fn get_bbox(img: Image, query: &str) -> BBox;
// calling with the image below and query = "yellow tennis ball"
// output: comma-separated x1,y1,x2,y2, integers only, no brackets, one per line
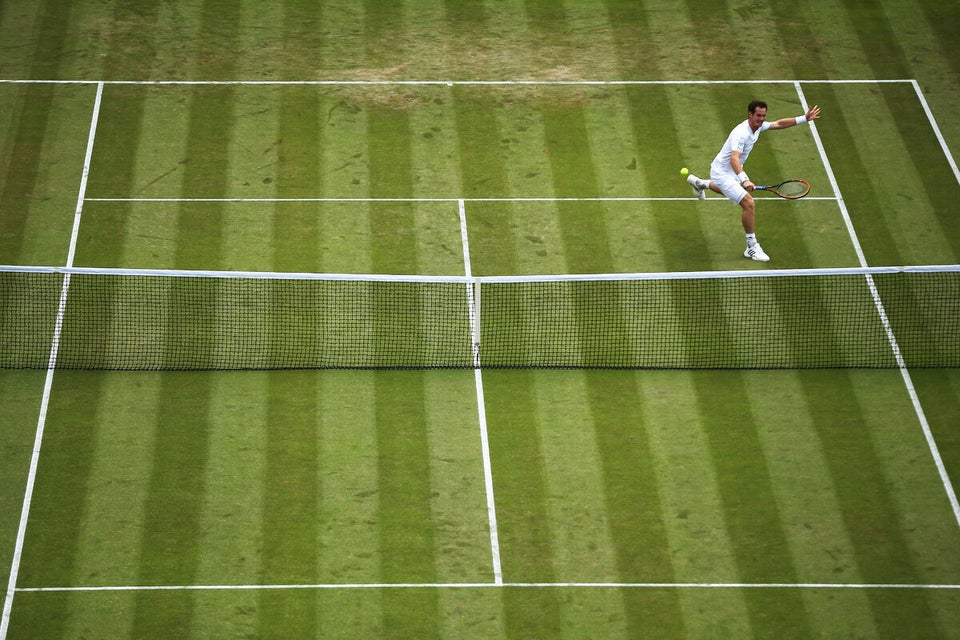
680,167,689,176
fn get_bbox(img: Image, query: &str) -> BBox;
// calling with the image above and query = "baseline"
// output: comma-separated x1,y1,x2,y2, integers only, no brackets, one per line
16,581,960,593
0,79,919,86
84,196,837,203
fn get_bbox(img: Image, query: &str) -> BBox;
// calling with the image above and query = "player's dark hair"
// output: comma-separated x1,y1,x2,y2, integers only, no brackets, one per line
748,100,768,114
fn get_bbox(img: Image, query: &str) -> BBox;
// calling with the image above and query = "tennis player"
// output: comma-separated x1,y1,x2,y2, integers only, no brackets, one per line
686,101,821,262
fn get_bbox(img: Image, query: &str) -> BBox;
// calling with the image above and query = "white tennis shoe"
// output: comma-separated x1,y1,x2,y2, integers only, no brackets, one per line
744,243,770,262
686,174,706,200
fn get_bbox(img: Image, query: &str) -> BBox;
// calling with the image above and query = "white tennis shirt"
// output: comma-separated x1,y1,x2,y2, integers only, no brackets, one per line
710,119,772,177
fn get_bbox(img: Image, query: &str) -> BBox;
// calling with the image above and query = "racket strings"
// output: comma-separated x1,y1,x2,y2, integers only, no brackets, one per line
774,179,810,198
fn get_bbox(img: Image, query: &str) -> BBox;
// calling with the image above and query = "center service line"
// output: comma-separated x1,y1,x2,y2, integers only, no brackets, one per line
458,199,503,585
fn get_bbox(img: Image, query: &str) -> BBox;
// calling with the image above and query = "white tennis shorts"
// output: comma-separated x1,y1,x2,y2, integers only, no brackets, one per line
710,169,749,205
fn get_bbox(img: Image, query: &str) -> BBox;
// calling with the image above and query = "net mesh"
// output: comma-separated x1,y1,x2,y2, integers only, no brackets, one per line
1,266,957,370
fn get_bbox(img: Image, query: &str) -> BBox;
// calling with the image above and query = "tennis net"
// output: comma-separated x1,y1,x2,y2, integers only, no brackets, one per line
1,265,957,370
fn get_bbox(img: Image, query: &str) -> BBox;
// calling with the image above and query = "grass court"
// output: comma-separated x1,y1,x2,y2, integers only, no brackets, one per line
2,1,960,638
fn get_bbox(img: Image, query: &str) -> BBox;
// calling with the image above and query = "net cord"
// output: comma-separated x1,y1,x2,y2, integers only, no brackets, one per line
2,263,956,283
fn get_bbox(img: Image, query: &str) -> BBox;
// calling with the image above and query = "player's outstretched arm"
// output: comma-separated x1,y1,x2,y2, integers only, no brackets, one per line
768,104,821,130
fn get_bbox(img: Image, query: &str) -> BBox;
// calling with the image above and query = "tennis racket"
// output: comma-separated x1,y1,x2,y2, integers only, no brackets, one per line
754,179,810,199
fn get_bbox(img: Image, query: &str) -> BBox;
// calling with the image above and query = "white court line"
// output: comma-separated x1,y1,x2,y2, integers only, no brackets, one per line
16,581,960,593
796,81,960,530
457,199,504,585
84,196,837,203
912,80,960,186
0,78,918,86
0,82,104,640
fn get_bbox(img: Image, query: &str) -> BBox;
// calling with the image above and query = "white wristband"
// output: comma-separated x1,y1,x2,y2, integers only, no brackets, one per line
737,171,749,184
795,115,807,125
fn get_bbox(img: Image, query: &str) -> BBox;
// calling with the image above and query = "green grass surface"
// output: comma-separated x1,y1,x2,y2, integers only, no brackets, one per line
2,0,960,638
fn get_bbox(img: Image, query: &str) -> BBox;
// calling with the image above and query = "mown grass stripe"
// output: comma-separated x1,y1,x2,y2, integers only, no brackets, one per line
271,84,323,268
0,83,55,263
911,370,960,498
76,0,164,264
420,372,494,584
530,376,621,583
631,85,716,268
99,0,163,82
595,12,699,634
191,376,266,580
256,54,326,634
840,0,913,79
68,376,162,583
800,87,906,265
522,0,568,36
0,372,45,579
367,103,419,273
451,86,520,275
917,0,960,81
62,374,165,638
484,373,563,637
314,372,381,610
445,8,563,633
622,75,763,631
314,87,372,271
541,101,614,273
740,371,879,636
277,85,323,195
442,0,486,27
797,371,945,638
693,372,814,637
601,0,665,81
19,0,74,80
876,83,960,261
406,89,469,275
678,0,740,77
365,85,442,637
130,373,212,636
258,372,320,638
363,0,404,70
131,2,238,633
0,85,96,267
8,373,104,638
374,372,440,638
169,85,234,269
587,372,685,637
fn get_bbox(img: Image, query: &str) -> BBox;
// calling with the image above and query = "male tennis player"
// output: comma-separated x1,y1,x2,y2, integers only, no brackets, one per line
686,101,821,262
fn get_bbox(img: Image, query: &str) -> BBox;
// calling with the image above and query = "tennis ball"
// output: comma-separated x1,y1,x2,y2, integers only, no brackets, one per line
680,167,689,176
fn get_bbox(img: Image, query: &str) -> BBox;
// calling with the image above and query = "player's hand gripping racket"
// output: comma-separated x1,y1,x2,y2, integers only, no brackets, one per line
754,179,810,199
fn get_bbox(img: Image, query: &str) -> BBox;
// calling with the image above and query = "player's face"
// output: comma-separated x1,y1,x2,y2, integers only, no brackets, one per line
748,107,767,130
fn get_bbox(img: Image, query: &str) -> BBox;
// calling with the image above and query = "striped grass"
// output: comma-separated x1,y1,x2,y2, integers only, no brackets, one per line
0,372,47,588
9,367,960,638
4,77,960,635
3,0,960,636
0,83,99,265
